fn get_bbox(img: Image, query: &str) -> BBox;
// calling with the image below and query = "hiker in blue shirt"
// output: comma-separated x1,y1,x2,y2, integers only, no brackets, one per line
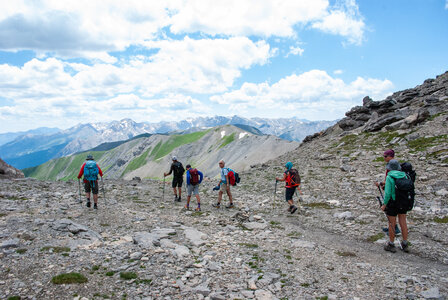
212,160,234,208
185,164,203,211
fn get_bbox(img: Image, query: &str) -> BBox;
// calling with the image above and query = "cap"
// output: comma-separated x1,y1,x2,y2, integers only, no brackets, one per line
172,156,177,161
386,159,401,171
383,149,395,158
86,155,94,160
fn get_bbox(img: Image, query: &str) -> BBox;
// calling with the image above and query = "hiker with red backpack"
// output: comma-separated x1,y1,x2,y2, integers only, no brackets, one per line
164,156,185,202
275,161,299,214
77,155,103,209
185,164,204,211
212,160,235,208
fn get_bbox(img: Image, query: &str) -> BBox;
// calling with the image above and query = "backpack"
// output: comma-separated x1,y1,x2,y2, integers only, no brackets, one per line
286,169,300,187
84,160,99,183
189,168,200,186
173,162,185,177
400,162,416,183
225,168,240,186
394,175,415,211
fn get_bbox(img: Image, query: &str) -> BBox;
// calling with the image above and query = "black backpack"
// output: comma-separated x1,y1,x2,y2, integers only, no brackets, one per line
173,162,185,177
394,175,415,211
400,162,416,183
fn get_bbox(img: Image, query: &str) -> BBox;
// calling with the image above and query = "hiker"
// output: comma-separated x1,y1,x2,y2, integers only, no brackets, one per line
164,156,185,202
275,161,299,214
212,160,234,208
185,164,204,211
375,149,400,235
381,159,410,253
77,155,103,209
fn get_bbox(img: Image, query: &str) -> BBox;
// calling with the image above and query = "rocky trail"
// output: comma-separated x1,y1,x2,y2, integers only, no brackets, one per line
1,174,447,300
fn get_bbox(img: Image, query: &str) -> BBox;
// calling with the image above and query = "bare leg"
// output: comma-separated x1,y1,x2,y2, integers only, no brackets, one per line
397,214,408,241
178,187,182,199
227,189,233,203
172,188,177,197
186,195,191,207
195,194,201,205
387,215,396,243
93,194,98,204
218,190,223,204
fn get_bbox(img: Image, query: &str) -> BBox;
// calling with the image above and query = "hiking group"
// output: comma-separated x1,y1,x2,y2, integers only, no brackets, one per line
375,149,416,253
76,148,416,254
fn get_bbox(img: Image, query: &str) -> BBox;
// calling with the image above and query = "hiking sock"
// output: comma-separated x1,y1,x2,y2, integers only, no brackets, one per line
197,203,200,208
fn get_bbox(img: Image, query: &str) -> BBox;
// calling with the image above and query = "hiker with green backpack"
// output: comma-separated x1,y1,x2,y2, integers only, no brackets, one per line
77,155,103,209
380,159,413,253
164,156,185,202
275,162,299,214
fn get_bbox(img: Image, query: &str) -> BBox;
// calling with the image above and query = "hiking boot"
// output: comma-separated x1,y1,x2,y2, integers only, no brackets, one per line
212,203,221,208
384,242,397,253
184,205,190,210
290,205,298,214
225,203,234,208
177,197,182,202
174,196,178,202
400,240,409,253
94,203,98,209
86,201,91,208
287,206,292,212
195,207,201,212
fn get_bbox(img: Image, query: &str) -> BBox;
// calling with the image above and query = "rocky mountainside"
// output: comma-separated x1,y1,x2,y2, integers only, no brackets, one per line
0,158,24,179
0,127,60,147
1,116,334,170
23,125,299,180
0,72,447,300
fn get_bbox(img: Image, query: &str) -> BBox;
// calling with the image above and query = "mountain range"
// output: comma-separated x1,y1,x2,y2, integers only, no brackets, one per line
0,116,335,169
23,125,299,180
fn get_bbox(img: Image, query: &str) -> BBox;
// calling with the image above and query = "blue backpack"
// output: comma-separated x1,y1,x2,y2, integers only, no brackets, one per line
84,160,99,183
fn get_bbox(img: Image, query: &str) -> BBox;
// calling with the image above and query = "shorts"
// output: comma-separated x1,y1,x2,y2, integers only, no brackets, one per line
220,183,229,191
385,205,407,217
172,177,183,188
187,184,199,196
84,181,99,195
285,187,296,201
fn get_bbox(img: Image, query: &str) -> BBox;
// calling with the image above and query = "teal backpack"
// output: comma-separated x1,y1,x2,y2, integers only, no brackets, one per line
84,160,99,186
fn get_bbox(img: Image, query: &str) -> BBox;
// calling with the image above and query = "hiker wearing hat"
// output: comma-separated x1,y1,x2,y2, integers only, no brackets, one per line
77,155,103,209
275,162,300,214
185,164,204,211
381,159,410,253
164,156,185,202
375,149,400,235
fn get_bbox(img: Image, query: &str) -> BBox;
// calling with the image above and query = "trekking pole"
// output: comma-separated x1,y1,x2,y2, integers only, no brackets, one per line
101,177,107,205
78,179,82,204
162,175,166,201
273,180,278,209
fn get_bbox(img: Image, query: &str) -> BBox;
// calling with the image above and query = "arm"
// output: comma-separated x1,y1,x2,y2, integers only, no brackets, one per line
275,172,287,182
97,164,103,177
186,170,190,185
198,170,204,184
164,164,173,177
77,163,86,179
383,175,394,206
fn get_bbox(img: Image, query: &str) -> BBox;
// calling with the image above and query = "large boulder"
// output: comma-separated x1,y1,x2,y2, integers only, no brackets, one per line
0,158,24,179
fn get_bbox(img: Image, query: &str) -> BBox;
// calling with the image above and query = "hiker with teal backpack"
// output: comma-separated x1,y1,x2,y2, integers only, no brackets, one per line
275,162,299,214
77,155,103,209
380,160,413,253
212,160,237,208
185,164,204,211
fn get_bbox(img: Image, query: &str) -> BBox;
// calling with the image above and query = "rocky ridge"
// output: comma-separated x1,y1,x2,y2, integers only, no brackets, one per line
0,158,24,179
1,72,448,300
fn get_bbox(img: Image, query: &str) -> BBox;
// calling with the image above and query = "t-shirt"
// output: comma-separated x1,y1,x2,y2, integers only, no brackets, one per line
220,168,229,183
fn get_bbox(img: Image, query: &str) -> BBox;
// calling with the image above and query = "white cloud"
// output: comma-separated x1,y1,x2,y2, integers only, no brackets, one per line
312,0,365,45
0,0,366,61
286,46,304,57
334,69,344,75
446,0,448,9
210,70,393,120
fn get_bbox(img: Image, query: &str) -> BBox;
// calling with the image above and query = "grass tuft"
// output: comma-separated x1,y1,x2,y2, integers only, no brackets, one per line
51,272,88,284
120,272,137,280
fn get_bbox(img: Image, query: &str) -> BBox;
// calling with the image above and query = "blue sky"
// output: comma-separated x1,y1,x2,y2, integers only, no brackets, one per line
0,0,447,133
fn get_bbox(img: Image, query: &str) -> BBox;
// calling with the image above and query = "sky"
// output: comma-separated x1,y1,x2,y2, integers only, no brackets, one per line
0,0,447,133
